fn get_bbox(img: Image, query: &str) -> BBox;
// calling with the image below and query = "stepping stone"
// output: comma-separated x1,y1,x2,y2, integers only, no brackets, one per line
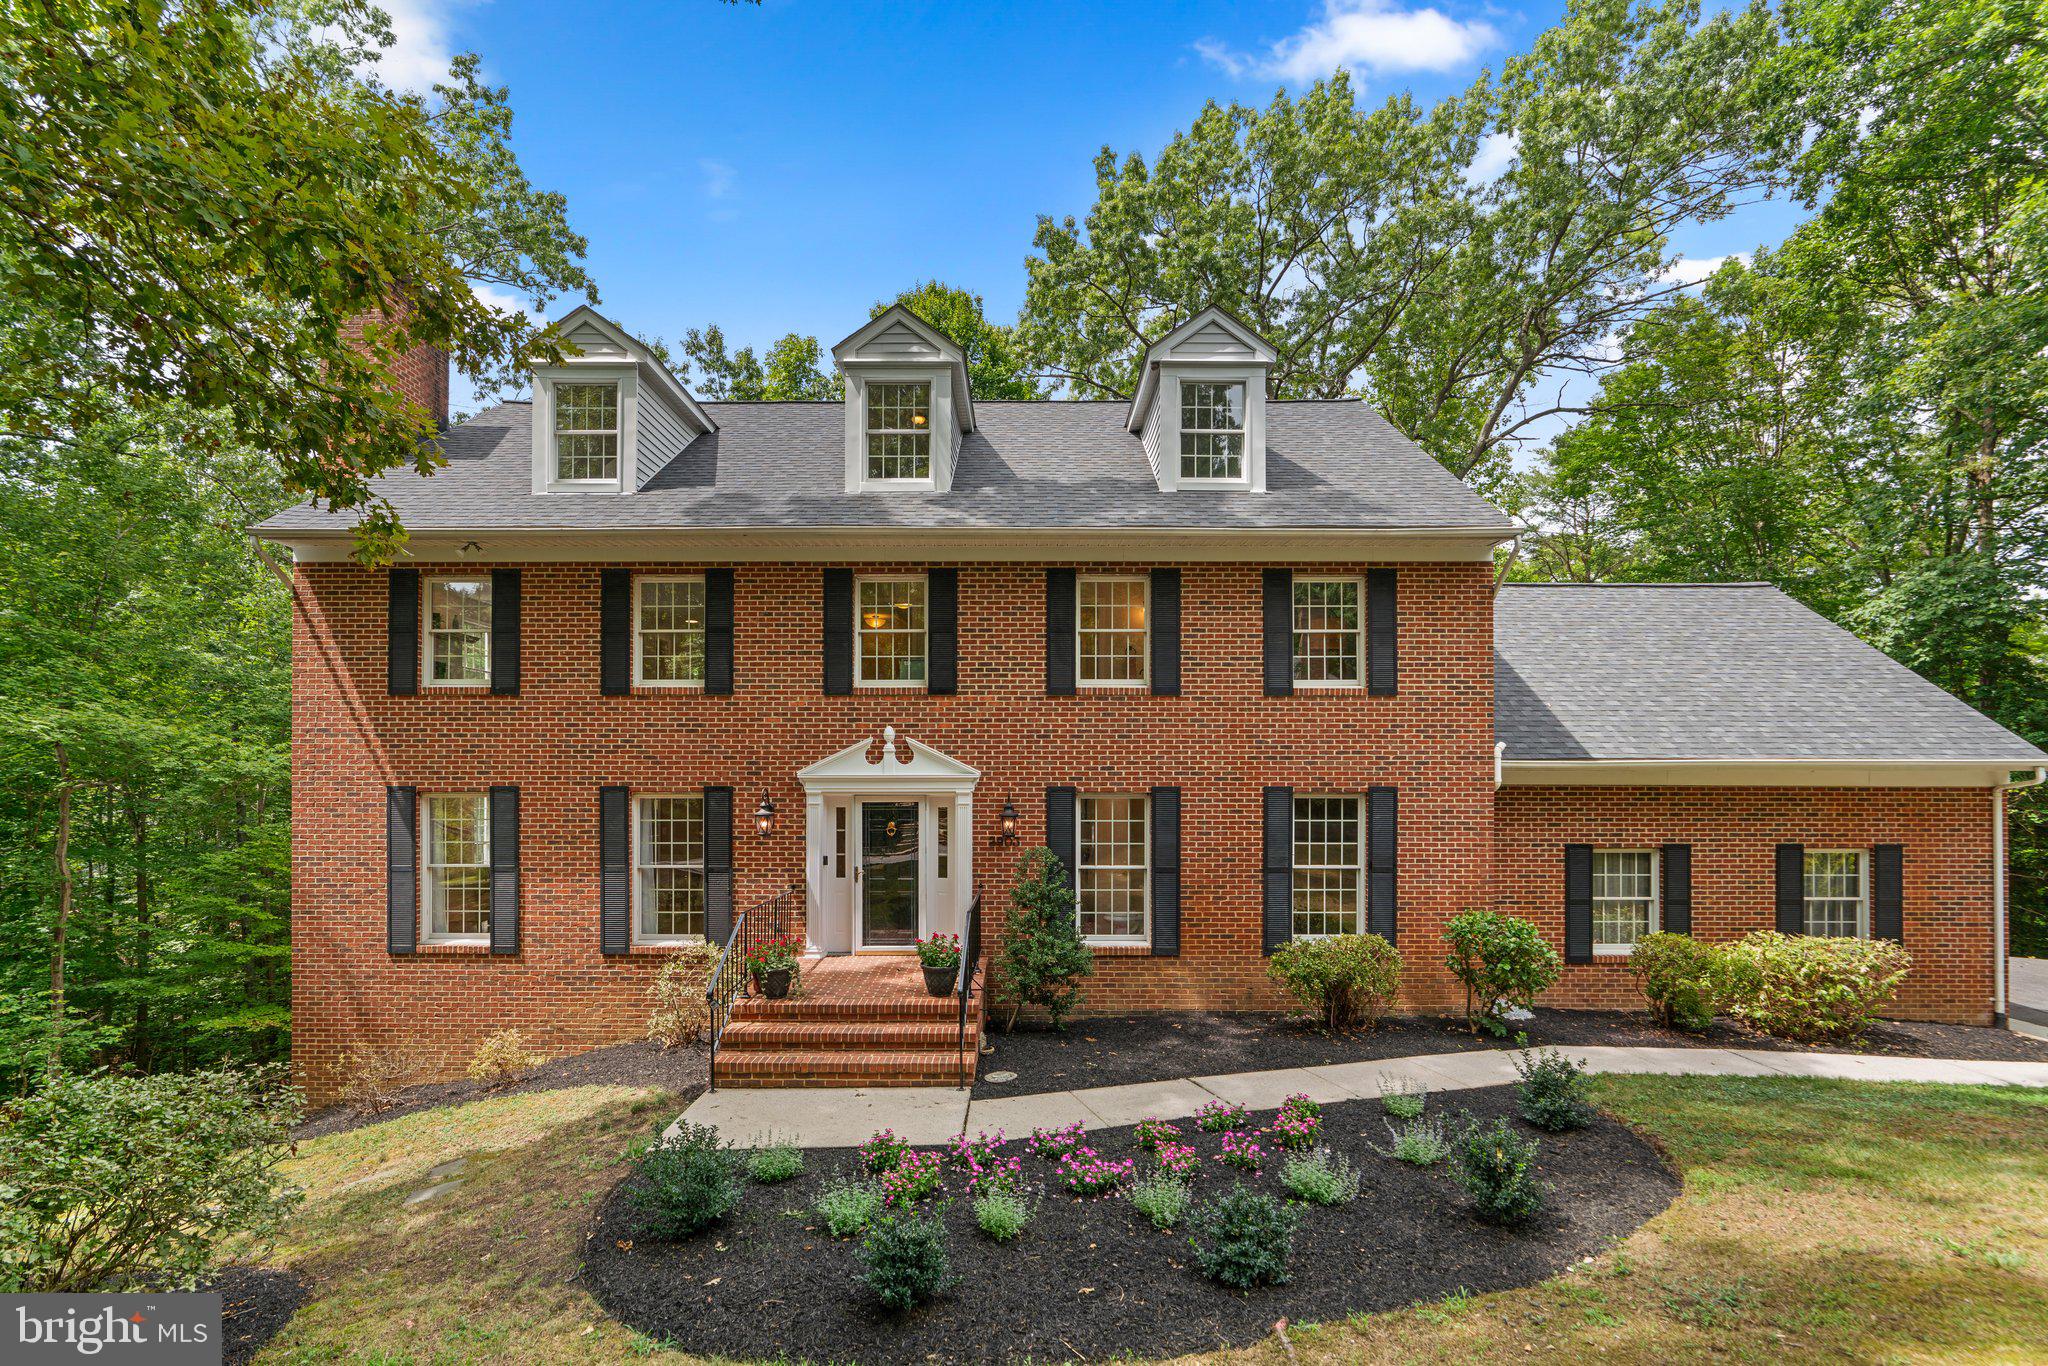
425,1157,468,1179
403,1179,463,1206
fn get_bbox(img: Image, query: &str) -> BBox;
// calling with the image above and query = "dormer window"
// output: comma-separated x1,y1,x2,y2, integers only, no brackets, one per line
866,382,933,481
1179,380,1246,481
555,382,620,482
529,306,715,496
1125,306,1278,493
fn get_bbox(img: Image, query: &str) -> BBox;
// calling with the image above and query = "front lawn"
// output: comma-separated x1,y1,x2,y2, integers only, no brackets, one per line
256,1076,2048,1363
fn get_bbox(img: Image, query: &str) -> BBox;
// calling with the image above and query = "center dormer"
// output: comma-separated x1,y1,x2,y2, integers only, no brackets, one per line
1126,306,1278,493
833,305,976,494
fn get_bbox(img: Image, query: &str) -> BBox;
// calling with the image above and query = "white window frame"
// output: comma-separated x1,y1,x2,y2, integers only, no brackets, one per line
633,574,707,689
854,573,928,689
1076,574,1150,688
1291,574,1365,688
1291,793,1364,939
1803,849,1870,939
1591,848,1660,956
421,793,491,945
1177,378,1248,484
863,380,934,484
1076,793,1150,945
422,575,491,689
553,379,622,484
633,793,706,945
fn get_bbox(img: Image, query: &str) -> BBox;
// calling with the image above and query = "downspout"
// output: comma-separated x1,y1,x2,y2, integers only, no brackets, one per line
1994,766,2046,1024
1494,742,1505,788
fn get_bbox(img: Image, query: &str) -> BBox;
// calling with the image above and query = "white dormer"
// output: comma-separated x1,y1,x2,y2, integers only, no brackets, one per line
1126,306,1278,493
832,305,976,494
531,306,715,495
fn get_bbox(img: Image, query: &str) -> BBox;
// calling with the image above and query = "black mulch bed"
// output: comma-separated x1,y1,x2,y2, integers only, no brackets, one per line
975,1008,2048,1097
294,1040,708,1140
202,1267,311,1366
582,1084,1679,1364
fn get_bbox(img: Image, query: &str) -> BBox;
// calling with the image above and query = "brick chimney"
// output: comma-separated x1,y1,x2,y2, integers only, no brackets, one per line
342,304,450,432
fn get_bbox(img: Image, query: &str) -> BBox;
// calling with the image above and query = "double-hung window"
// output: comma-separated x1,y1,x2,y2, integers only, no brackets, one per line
856,575,927,686
1591,849,1658,954
635,795,705,943
1179,380,1246,481
1292,576,1362,685
1803,850,1867,938
865,381,932,481
555,381,620,482
1077,575,1148,686
1077,794,1148,943
636,575,706,686
1292,795,1362,937
424,576,491,687
423,794,490,943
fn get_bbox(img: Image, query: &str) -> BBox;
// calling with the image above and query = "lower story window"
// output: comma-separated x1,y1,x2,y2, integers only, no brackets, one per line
1804,850,1867,937
1292,795,1361,937
636,795,705,942
424,794,490,942
1078,794,1148,941
1592,849,1658,953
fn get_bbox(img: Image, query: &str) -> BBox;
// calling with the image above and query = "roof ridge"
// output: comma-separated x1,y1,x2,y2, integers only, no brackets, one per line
1501,580,1777,589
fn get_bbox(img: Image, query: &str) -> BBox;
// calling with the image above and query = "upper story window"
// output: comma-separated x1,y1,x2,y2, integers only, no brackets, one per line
636,575,705,687
423,793,490,943
635,794,705,943
1293,576,1363,686
554,381,620,482
425,576,490,687
865,381,932,481
857,574,927,686
1078,794,1148,943
1804,850,1867,937
1078,575,1148,686
1592,849,1658,953
1292,794,1361,937
1179,380,1246,481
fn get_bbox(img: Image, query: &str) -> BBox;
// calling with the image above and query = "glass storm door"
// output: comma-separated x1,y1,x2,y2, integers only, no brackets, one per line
859,801,920,946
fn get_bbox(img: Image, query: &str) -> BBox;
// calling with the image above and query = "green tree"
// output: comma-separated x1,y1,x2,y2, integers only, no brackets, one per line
877,281,1045,400
993,849,1094,1032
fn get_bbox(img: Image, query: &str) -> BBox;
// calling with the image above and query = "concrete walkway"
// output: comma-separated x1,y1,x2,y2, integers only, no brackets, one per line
2011,957,2048,1038
676,1044,2048,1148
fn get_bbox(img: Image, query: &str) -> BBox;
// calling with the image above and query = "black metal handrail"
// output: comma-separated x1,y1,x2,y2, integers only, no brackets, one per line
705,882,803,1091
956,889,983,1088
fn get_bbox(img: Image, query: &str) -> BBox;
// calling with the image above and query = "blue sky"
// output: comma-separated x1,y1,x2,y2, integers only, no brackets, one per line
382,0,1798,414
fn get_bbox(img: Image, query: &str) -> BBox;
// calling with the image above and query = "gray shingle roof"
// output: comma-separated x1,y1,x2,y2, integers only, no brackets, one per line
256,399,1516,534
1495,582,2047,764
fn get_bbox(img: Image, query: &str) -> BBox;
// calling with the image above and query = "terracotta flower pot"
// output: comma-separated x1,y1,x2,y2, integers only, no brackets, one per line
759,967,793,1000
923,964,957,997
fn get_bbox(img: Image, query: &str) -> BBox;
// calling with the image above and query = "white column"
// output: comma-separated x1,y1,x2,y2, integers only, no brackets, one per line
804,791,828,954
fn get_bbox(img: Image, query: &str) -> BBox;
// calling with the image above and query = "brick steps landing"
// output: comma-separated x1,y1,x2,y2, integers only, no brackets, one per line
712,954,981,1089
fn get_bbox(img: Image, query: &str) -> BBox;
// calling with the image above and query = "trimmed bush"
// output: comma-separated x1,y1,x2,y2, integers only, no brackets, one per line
856,1212,958,1312
1716,931,1911,1042
1443,909,1561,1036
815,1178,883,1237
631,1122,742,1238
1628,932,1724,1031
1451,1116,1545,1226
1280,1149,1361,1205
1266,933,1402,1030
1513,1047,1595,1132
1189,1186,1300,1289
745,1142,805,1184
1127,1171,1192,1229
972,1188,1032,1242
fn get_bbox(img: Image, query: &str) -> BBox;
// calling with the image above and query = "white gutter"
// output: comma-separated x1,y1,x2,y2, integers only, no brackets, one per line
1994,766,2046,1023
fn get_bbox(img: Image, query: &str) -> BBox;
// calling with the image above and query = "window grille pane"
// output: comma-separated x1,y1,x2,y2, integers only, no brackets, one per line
1803,851,1863,937
1292,578,1361,682
637,578,706,682
1077,795,1148,939
426,578,491,684
857,577,927,683
637,796,705,940
1291,796,1361,936
1179,381,1246,479
1077,577,1148,684
865,382,932,479
426,795,490,938
1591,850,1655,949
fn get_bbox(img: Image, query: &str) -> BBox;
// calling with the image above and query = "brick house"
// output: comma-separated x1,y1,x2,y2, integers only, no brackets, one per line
257,305,2046,1098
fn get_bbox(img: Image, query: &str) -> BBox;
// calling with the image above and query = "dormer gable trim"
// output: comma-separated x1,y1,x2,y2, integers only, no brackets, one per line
1125,305,1278,435
832,305,975,433
531,306,714,496
551,305,717,435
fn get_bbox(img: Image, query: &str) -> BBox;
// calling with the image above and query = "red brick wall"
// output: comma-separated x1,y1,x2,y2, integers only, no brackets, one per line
290,558,1499,1098
1494,786,1996,1024
341,309,449,429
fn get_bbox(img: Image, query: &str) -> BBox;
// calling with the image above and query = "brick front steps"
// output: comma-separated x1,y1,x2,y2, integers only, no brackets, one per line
713,954,982,1089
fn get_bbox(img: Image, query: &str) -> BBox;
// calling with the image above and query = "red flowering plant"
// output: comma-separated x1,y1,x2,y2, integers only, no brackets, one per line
742,933,803,978
916,932,962,972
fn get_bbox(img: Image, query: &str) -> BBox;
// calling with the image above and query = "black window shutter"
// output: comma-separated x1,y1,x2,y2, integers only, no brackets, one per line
704,785,734,945
1044,786,1077,894
1367,786,1398,943
600,569,632,696
386,786,418,954
1262,569,1293,696
704,568,734,695
1262,786,1293,953
928,568,958,695
1367,567,1398,696
1872,844,1903,941
1564,843,1593,964
1775,844,1805,934
822,569,853,695
1045,569,1076,696
1661,844,1693,934
1150,570,1181,696
490,569,521,695
489,786,520,954
599,786,630,955
1150,787,1181,956
388,568,419,696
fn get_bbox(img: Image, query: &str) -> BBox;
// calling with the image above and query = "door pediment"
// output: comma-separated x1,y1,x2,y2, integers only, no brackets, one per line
798,726,980,795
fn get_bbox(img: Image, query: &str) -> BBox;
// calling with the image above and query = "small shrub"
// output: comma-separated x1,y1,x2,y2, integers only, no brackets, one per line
631,1122,742,1238
1443,909,1562,1036
1716,931,1911,1042
1379,1075,1428,1119
1216,1130,1266,1174
1267,933,1403,1030
877,1150,946,1206
646,945,720,1047
994,847,1095,1031
745,1142,805,1184
859,1128,911,1176
1154,1141,1201,1180
946,1127,1006,1170
1194,1099,1250,1132
1451,1116,1545,1227
1189,1186,1300,1289
335,1041,426,1116
1280,1149,1361,1205
1027,1121,1086,1159
1513,1047,1595,1132
973,1187,1033,1242
949,1129,1020,1196
1128,1171,1193,1229
1056,1147,1135,1198
466,1028,548,1088
815,1178,883,1237
1267,1108,1321,1151
1628,932,1723,1031
1278,1093,1321,1122
1134,1116,1182,1151
1374,1113,1454,1166
856,1211,958,1312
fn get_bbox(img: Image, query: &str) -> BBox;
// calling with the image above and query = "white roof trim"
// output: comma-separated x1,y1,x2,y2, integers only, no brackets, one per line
831,305,975,432
798,727,982,795
550,305,716,434
1127,305,1279,432
1501,758,2034,788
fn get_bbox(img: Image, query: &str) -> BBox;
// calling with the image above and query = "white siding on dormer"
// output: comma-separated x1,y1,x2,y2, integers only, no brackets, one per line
564,319,630,357
854,320,948,362
636,386,693,489
1168,321,1259,361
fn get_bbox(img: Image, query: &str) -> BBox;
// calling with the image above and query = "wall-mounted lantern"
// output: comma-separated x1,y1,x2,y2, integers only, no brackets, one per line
754,791,777,838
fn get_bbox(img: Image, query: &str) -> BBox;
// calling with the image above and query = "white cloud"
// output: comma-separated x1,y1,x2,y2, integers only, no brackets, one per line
1659,251,1750,289
699,159,737,200
1465,130,1518,185
364,0,465,93
1199,0,1499,83
470,281,541,320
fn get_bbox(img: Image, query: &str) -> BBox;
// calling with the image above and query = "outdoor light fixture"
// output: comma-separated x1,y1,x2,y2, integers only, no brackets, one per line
996,798,1019,844
754,791,776,838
